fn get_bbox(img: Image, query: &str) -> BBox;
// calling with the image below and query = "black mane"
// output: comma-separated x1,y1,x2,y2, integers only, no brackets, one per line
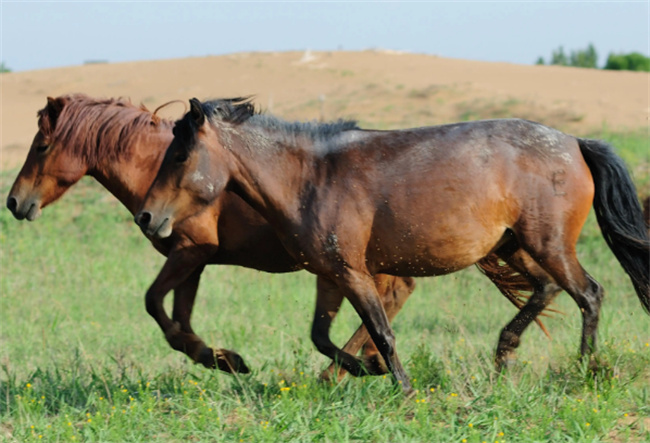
203,97,258,124
196,97,360,141
246,114,360,141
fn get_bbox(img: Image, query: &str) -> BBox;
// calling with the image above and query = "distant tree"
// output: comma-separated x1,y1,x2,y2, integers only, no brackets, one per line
538,44,598,69
570,43,598,68
0,61,10,73
550,46,568,66
604,52,650,72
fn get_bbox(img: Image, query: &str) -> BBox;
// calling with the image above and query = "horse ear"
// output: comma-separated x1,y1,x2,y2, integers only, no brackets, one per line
189,98,205,127
46,96,67,116
41,96,68,133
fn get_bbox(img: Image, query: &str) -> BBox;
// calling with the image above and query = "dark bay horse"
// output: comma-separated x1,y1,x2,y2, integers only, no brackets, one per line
137,98,649,393
6,94,418,378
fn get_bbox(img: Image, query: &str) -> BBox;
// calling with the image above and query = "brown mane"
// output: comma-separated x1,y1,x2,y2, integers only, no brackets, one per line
39,94,174,166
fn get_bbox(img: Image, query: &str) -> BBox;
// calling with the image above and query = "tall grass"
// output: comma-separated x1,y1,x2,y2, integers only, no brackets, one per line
1,131,648,442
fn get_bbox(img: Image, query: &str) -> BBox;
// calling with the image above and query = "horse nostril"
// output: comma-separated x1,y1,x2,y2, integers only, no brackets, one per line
135,211,152,229
6,196,17,213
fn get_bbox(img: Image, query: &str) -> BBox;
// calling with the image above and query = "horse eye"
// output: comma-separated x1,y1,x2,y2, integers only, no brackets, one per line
36,145,50,154
175,152,188,163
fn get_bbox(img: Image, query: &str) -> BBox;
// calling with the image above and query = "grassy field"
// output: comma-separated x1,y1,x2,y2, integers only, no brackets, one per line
1,130,649,442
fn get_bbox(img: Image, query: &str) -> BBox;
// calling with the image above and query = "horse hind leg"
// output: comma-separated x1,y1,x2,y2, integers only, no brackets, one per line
494,247,562,370
532,247,604,358
515,218,605,360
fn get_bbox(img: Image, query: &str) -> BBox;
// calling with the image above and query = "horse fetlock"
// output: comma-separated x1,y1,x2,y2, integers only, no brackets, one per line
334,354,368,377
495,330,520,370
361,353,389,375
164,322,204,358
498,329,521,350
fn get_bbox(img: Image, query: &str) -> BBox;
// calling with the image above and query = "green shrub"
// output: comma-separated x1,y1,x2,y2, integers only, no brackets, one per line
604,52,650,72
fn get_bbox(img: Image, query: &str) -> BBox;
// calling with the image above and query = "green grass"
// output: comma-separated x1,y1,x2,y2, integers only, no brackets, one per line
1,131,649,442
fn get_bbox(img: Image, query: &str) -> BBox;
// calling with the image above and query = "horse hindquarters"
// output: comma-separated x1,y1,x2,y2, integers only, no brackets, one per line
511,146,605,357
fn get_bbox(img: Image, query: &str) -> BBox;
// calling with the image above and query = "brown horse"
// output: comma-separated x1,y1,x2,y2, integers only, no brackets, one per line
6,94,420,377
137,97,649,393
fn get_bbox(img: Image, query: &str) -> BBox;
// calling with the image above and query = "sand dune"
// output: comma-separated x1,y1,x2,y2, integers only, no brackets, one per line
2,50,648,171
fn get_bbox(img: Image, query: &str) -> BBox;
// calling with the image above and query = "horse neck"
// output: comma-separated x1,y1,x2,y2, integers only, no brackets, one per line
89,130,172,215
227,130,315,228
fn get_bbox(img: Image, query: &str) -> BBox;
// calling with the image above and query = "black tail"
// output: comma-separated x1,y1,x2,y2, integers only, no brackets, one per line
578,138,650,313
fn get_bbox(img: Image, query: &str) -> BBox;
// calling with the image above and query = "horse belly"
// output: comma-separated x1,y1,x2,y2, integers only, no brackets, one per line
367,220,505,277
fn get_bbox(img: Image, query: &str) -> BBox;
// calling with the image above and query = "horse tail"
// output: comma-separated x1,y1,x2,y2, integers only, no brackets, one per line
578,138,650,313
476,255,562,338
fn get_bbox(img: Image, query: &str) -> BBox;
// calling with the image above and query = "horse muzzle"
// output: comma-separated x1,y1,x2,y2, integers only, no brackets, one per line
6,195,42,221
134,210,173,239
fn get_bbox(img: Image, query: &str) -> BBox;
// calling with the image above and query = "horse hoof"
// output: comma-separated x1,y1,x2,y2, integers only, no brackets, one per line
199,347,250,374
217,349,251,374
495,351,517,372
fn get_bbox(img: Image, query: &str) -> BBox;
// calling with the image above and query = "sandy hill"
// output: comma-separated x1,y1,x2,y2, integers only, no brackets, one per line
2,50,648,171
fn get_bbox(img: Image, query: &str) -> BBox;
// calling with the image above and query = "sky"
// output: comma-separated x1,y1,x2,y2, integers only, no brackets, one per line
1,1,648,72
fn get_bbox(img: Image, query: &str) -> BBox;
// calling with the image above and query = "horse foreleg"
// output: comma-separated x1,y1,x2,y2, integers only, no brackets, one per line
169,264,249,373
311,276,382,377
345,270,412,392
312,272,412,393
320,275,415,382
145,247,250,374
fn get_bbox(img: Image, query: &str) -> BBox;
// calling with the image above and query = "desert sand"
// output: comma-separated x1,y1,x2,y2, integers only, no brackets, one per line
1,50,648,171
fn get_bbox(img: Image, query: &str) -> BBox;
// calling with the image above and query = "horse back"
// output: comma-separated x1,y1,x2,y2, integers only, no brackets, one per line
317,119,593,275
